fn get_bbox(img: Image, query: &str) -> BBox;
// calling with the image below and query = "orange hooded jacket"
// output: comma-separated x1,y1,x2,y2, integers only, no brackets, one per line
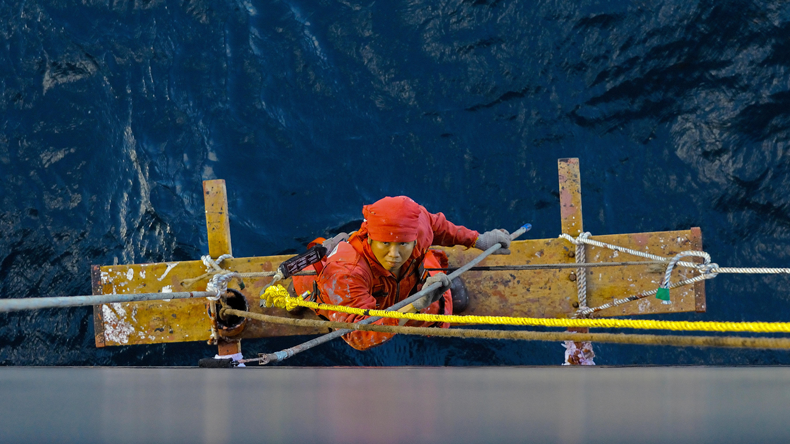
314,198,478,350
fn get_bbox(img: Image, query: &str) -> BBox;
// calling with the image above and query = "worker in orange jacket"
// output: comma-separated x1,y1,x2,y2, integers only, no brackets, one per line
294,196,511,351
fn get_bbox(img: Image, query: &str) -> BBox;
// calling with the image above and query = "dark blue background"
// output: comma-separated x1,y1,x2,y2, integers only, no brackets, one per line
1,0,789,365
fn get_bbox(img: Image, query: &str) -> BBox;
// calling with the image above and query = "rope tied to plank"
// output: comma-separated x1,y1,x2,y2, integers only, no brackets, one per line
200,254,244,345
559,232,790,317
196,254,245,302
562,231,592,315
656,251,718,304
561,231,595,365
203,254,233,272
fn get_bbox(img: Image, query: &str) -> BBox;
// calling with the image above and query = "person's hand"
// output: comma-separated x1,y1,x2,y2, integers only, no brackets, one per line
322,232,349,254
474,229,511,254
413,273,452,311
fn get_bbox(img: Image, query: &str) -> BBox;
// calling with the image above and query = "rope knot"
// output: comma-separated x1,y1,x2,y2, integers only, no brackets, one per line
559,232,594,318
559,232,591,246
206,271,243,301
700,263,720,277
201,255,243,301
260,284,303,311
202,254,233,272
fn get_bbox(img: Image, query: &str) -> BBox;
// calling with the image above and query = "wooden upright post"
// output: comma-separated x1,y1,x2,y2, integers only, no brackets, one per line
558,158,593,365
203,179,241,356
204,180,233,258
558,158,583,237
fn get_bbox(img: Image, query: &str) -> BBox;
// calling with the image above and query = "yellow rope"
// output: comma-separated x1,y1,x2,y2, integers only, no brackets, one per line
223,308,790,350
261,284,294,309
260,285,790,334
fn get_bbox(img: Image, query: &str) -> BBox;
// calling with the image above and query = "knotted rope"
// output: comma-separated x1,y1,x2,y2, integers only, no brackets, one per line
558,232,790,317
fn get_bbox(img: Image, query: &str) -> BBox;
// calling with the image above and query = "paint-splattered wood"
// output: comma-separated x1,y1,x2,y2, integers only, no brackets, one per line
437,229,705,320
203,179,241,355
204,179,233,258
93,256,329,347
558,158,583,237
558,157,589,343
93,230,705,346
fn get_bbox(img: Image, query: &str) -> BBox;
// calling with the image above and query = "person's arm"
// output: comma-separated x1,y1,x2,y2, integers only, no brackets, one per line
425,208,479,248
426,207,512,254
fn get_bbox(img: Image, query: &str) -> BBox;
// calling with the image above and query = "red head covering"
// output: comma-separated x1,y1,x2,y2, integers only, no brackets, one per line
362,196,421,242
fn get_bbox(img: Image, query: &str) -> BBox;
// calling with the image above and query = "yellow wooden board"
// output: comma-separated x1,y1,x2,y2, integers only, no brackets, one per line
93,228,704,346
204,179,233,258
91,256,330,347
437,228,704,320
558,158,584,236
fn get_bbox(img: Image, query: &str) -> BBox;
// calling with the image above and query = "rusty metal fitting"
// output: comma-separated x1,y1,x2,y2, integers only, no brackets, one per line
216,289,248,338
569,272,577,281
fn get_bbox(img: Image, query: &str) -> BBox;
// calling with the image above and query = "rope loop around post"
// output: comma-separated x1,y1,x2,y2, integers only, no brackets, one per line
700,263,720,278
657,251,715,304
201,254,242,301
574,232,591,316
202,254,233,272
661,250,713,288
559,232,701,268
560,232,719,315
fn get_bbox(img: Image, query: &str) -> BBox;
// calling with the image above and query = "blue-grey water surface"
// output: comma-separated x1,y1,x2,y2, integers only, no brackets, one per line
2,0,790,366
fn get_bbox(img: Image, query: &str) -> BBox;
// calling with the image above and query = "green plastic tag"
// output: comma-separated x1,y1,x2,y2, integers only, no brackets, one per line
655,287,670,302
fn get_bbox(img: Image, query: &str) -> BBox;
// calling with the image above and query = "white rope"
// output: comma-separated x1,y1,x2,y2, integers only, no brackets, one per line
202,254,233,272
559,233,700,268
561,232,595,365
658,251,717,304
572,232,591,314
201,254,240,301
714,267,790,274
201,254,237,346
561,232,790,317
574,274,713,317
561,232,711,316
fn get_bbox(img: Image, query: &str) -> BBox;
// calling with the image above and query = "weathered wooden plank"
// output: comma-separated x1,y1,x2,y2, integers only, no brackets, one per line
204,179,233,258
438,229,702,319
558,158,583,236
94,230,703,345
558,157,588,346
94,256,329,346
581,230,701,317
439,239,578,319
202,179,239,354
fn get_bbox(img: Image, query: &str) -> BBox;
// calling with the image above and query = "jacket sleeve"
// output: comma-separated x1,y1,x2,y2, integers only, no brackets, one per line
317,262,400,351
426,209,480,248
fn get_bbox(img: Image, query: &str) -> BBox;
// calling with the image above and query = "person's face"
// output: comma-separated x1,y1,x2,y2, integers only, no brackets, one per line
368,239,416,274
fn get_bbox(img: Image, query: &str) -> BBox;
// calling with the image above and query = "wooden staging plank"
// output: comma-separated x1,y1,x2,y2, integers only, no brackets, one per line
94,256,329,347
438,229,703,319
95,229,704,345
